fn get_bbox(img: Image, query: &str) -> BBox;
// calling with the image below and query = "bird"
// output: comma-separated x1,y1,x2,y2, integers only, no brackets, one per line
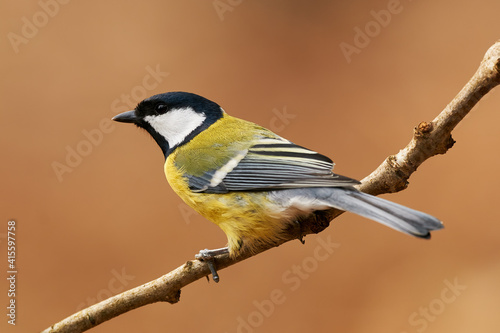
113,91,443,282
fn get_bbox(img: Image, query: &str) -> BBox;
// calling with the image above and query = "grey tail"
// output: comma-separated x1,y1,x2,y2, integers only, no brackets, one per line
323,188,443,238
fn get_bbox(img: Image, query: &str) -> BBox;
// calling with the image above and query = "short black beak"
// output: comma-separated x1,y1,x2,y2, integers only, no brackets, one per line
112,110,139,123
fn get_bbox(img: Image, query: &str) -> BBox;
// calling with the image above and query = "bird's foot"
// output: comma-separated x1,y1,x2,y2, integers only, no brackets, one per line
195,247,229,283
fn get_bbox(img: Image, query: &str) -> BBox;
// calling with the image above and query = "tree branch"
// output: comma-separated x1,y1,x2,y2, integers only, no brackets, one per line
358,40,500,196
42,40,500,333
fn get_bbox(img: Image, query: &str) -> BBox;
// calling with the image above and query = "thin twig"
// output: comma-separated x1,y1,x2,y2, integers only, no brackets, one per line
42,40,500,333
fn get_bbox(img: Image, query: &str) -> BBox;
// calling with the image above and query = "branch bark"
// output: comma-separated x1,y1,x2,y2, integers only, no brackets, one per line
42,40,500,333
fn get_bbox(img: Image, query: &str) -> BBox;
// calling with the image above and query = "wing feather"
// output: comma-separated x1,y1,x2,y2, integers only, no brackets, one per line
186,137,359,193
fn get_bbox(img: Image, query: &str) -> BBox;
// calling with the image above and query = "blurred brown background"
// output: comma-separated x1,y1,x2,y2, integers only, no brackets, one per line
2,0,500,332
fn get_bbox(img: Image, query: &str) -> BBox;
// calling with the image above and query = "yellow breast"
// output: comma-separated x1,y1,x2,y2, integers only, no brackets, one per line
163,115,291,255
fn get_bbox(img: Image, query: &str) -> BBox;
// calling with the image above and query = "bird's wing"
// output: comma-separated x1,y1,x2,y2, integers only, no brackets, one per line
187,137,360,194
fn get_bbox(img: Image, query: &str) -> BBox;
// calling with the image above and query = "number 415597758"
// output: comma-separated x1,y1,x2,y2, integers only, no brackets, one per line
7,220,16,270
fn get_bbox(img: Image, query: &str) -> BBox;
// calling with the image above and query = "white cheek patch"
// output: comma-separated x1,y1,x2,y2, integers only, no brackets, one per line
144,107,206,148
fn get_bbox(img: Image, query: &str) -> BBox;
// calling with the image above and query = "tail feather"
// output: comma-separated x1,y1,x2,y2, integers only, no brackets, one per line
321,188,443,238
278,187,444,238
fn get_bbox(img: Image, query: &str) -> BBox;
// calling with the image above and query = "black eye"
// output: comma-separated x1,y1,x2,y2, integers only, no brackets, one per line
155,104,167,113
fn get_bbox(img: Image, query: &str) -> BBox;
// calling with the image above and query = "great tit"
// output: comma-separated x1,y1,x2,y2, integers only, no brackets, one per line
113,91,443,282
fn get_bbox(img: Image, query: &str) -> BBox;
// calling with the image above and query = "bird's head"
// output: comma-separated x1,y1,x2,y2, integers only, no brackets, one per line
112,92,224,157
